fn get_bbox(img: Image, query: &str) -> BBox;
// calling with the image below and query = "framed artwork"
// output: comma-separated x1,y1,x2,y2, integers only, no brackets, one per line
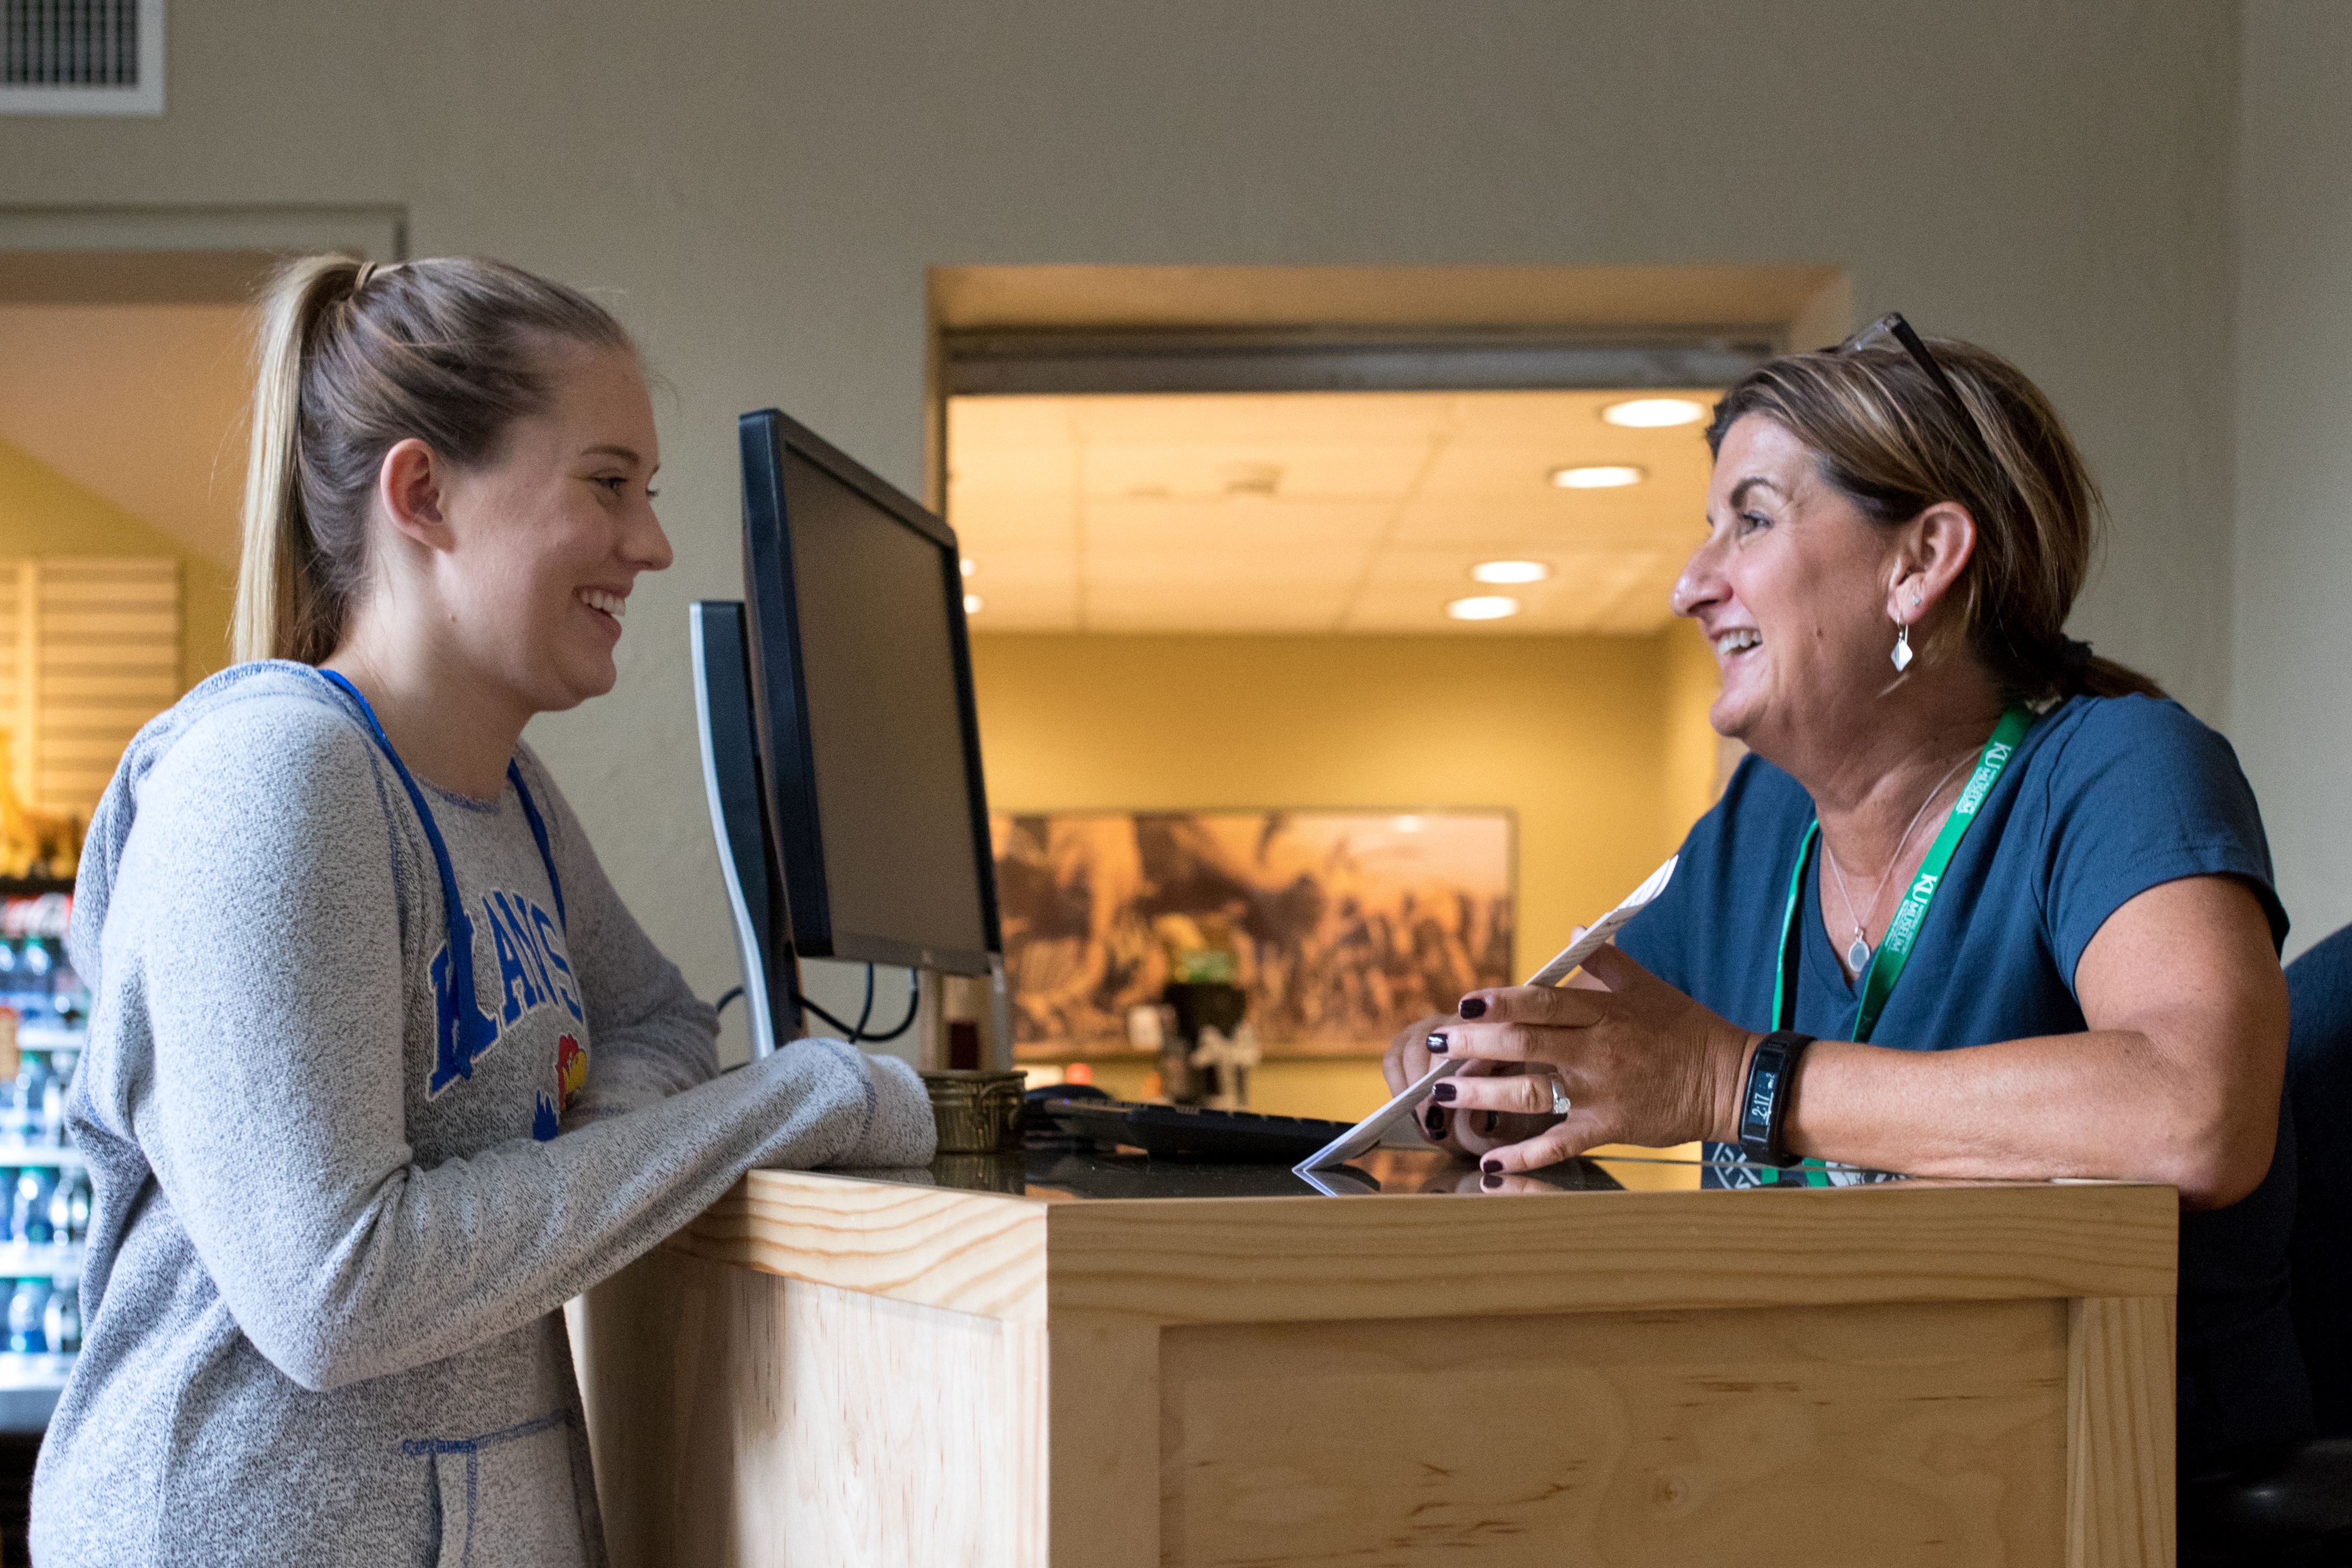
990,809,1514,1059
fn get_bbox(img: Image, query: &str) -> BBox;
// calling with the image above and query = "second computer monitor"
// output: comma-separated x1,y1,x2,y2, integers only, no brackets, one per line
736,408,1001,977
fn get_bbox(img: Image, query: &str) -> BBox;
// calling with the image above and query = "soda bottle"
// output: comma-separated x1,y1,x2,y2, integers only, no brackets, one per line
41,1281,77,1355
7,1277,47,1353
14,1168,55,1247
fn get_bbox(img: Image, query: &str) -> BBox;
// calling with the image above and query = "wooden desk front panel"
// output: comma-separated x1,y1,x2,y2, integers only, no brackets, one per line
1158,1300,2068,1567
585,1175,2175,1567
578,1248,1047,1567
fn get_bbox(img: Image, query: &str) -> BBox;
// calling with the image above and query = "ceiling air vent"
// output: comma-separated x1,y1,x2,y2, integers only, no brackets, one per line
0,0,163,116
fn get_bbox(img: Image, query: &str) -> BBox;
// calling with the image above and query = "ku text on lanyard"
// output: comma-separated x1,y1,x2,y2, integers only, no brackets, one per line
1772,704,2033,1044
317,670,567,1092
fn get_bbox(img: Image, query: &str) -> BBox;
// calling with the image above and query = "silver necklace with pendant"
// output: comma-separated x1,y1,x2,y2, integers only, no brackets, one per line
1823,751,1976,976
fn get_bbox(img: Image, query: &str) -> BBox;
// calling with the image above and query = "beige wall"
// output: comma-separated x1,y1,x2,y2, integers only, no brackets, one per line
0,1,2245,1019
2232,0,2352,957
971,629,1718,1118
972,630,1718,986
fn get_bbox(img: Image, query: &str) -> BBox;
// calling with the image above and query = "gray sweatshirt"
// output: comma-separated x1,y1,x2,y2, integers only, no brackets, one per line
30,662,934,1566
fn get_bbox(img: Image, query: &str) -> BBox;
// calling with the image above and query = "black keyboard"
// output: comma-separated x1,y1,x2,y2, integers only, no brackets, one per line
1041,1098,1356,1163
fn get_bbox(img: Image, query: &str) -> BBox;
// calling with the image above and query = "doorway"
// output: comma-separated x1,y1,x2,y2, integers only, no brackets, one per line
929,263,1847,1131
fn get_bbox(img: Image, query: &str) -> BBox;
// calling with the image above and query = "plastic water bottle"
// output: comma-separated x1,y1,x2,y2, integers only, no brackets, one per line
57,1170,88,1245
6,1055,47,1146
13,1168,55,1247
7,1277,48,1353
41,1281,77,1355
46,1171,81,1246
38,1069,63,1147
19,941,53,1026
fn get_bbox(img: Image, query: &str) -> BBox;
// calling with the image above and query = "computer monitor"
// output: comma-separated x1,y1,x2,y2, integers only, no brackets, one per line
731,408,1002,986
688,599,781,1055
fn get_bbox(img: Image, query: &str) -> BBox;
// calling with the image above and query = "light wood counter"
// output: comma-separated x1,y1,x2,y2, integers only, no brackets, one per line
574,1147,2176,1567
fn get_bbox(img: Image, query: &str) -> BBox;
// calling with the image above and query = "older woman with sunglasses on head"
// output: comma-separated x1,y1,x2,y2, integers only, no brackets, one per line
1383,318,2305,1484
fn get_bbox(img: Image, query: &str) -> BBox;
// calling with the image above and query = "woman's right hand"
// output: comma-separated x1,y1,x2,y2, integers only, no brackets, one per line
1382,1012,1543,1160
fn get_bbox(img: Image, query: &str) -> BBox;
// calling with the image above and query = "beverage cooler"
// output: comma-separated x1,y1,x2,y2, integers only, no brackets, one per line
0,891,88,1436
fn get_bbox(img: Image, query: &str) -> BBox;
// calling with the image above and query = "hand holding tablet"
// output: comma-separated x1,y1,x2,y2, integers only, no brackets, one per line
1296,854,1679,1173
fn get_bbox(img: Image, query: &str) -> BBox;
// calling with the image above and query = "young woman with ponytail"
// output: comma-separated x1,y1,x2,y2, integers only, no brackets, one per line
31,256,933,1565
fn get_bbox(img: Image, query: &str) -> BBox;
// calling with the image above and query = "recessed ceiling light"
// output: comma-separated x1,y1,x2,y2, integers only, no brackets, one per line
963,593,984,615
960,557,977,577
1471,560,1550,585
1601,397,1708,429
1446,595,1520,622
1550,464,1645,489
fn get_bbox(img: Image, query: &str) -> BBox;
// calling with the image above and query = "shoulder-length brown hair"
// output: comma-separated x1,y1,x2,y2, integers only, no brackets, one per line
1707,336,2161,704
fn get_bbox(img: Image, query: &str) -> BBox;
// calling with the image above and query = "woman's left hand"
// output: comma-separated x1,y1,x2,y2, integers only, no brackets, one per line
1434,945,1760,1173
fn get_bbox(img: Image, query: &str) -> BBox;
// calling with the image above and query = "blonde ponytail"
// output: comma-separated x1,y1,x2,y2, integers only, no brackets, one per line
229,253,634,667
232,255,367,664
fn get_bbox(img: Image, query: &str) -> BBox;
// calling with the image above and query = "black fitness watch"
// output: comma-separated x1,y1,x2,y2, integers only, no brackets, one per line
1737,1030,1815,1167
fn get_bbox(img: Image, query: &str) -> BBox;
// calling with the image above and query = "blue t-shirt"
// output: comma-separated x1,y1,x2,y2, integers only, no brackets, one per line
1617,693,2306,1469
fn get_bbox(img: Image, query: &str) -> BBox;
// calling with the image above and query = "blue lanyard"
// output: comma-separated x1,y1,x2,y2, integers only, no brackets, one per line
317,670,566,1090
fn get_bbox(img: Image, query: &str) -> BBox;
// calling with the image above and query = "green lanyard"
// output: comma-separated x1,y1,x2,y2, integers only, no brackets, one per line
1772,704,2034,1043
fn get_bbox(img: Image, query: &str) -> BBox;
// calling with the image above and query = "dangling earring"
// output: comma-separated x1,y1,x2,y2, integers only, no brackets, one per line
1891,619,1914,672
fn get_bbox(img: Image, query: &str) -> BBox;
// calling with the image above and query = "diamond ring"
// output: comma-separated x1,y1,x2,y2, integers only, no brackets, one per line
1549,1077,1572,1117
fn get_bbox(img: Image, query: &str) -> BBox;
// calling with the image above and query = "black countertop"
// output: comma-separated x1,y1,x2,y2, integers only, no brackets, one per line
836,1139,1914,1202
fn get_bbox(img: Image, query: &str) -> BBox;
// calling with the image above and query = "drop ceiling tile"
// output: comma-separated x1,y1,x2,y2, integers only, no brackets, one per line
1341,548,1671,632
1443,387,1721,444
1415,440,1713,503
1337,585,1588,632
945,491,1081,551
1083,556,1360,589
946,441,1078,494
1080,440,1432,501
963,583,1080,632
1081,498,1392,558
1073,391,1451,447
949,386,1723,637
1386,494,1693,552
945,395,1082,450
1083,582,1349,632
959,549,1077,588
1358,545,1666,587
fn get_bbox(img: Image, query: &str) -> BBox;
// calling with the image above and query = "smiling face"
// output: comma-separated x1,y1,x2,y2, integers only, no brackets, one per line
1672,414,1912,759
427,344,672,713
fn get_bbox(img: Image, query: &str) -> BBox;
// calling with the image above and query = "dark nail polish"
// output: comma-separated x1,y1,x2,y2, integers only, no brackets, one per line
1459,997,1487,1019
1481,1173,1504,1190
1432,1082,1457,1103
1425,1032,1449,1054
1481,1158,1504,1174
1424,1105,1448,1139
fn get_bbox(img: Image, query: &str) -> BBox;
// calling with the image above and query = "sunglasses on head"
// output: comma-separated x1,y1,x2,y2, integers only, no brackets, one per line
1826,312,1995,462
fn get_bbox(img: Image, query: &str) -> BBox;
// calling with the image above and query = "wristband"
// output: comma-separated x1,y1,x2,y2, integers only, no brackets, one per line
1737,1030,1814,1167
